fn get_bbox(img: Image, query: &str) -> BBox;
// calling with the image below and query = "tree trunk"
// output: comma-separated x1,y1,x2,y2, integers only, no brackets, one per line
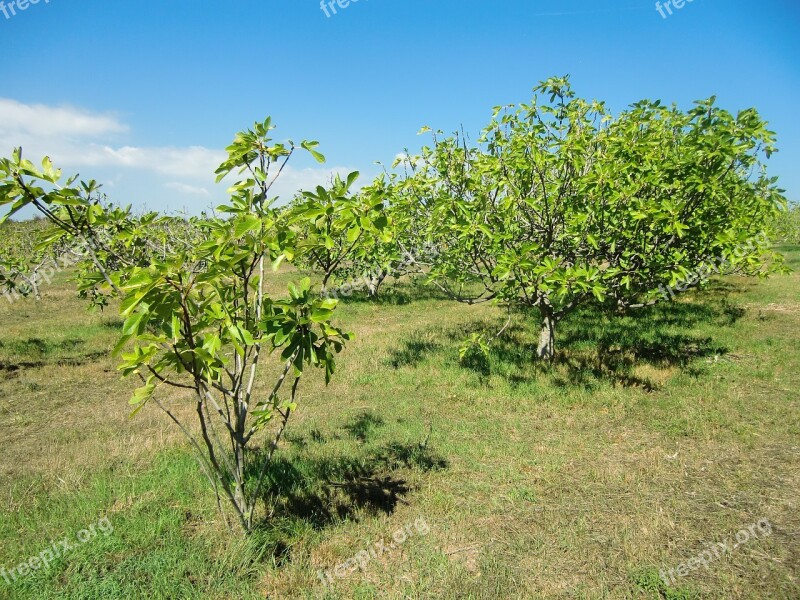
366,271,386,299
31,271,41,301
536,310,556,362
23,272,41,301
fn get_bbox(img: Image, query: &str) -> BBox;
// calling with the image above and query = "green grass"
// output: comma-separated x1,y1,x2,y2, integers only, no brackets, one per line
1,251,798,598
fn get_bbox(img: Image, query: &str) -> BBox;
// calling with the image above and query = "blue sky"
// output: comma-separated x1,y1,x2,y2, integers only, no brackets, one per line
1,0,798,216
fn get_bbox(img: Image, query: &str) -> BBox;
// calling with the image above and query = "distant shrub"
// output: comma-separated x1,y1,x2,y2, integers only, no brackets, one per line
770,202,800,244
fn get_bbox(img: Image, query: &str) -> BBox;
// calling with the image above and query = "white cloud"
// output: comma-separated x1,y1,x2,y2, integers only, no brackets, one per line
165,181,212,197
0,98,127,138
81,144,223,178
0,98,358,213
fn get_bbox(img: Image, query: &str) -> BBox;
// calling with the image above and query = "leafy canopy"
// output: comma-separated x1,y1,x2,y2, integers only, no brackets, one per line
392,77,787,358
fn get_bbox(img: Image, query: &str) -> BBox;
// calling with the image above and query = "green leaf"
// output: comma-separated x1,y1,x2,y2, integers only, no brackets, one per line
301,141,326,164
346,226,361,243
310,308,334,323
128,382,156,416
235,214,262,237
319,298,338,310
272,254,286,271
112,334,133,357
122,312,146,336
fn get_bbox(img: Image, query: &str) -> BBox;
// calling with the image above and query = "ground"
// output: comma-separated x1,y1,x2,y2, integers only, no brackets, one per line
0,247,798,599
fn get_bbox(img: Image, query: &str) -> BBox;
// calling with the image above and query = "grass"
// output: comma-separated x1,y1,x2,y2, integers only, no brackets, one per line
0,249,798,598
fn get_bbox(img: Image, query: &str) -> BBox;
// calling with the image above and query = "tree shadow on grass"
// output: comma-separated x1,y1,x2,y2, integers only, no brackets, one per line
101,317,124,330
0,337,107,379
507,300,730,389
338,280,451,306
387,337,443,368
0,336,85,355
549,333,723,391
385,296,740,390
232,445,428,568
249,435,448,532
257,454,411,529
343,411,385,443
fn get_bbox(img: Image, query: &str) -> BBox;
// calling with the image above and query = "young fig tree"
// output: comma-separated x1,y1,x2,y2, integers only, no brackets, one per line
0,119,353,533
0,217,58,302
287,171,391,294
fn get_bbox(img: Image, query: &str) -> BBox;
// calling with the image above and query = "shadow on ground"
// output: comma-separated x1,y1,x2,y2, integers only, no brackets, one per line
250,412,447,532
0,337,108,379
386,293,745,390
336,279,451,306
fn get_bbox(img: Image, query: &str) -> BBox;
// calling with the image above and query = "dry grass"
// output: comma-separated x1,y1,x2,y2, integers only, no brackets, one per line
0,254,798,598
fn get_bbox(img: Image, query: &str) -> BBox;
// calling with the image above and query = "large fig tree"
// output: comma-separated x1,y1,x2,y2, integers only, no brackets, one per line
394,77,787,361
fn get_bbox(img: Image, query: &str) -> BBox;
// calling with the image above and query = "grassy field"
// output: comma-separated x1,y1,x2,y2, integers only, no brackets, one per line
0,247,798,599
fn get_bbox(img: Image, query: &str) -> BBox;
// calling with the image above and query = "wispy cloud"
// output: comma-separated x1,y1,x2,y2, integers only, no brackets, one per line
0,98,128,138
0,98,356,211
81,145,223,178
165,181,212,197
